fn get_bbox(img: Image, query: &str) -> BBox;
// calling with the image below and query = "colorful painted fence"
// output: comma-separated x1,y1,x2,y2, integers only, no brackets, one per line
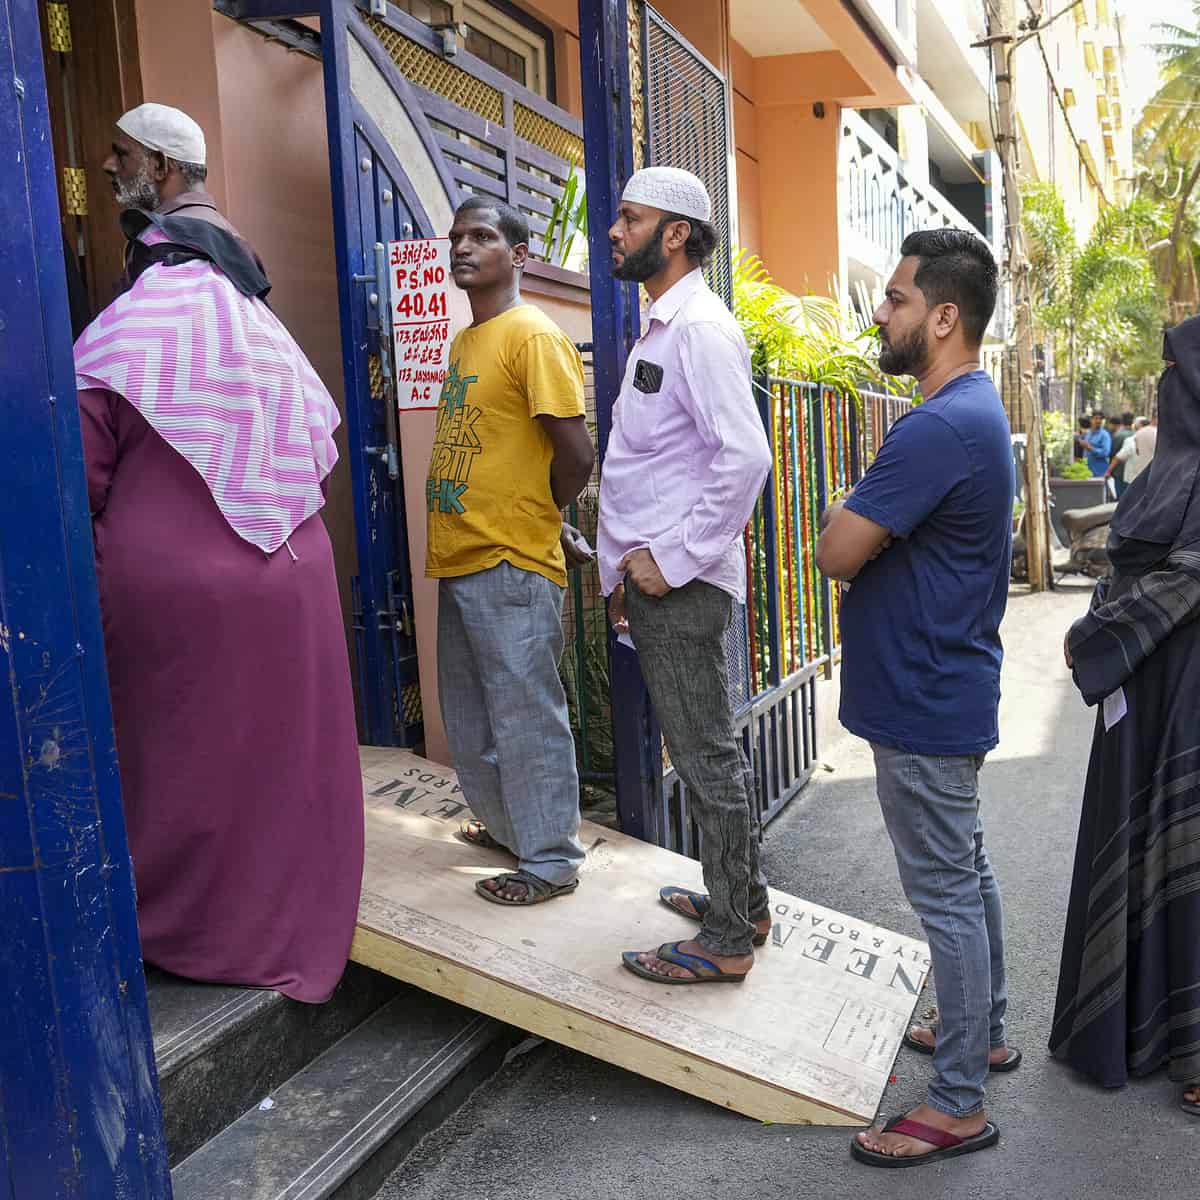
563,368,913,844
746,377,913,697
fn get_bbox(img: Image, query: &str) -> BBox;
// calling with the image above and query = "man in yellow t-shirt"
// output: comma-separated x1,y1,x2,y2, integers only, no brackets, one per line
427,196,595,906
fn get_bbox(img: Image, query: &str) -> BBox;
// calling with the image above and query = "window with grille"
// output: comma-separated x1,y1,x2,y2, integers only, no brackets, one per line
392,0,553,98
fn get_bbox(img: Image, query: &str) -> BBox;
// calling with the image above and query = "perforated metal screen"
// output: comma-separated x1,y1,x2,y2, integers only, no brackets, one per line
642,7,745,705
641,7,733,307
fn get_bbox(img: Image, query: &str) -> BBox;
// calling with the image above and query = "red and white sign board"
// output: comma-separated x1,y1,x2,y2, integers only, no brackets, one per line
388,237,451,412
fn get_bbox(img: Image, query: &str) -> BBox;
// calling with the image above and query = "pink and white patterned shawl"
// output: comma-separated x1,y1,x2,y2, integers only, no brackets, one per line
74,258,340,554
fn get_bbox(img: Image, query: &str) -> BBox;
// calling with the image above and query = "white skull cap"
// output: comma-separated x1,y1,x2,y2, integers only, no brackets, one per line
116,103,206,167
621,167,711,222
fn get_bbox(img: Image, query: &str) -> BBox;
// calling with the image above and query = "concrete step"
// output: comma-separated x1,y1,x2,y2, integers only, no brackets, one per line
149,963,403,1165
169,988,514,1200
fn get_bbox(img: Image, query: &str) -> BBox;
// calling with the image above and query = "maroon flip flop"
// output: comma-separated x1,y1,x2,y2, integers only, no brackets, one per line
851,1116,1000,1168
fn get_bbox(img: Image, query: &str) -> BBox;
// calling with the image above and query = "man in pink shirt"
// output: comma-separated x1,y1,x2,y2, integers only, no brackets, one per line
598,167,773,985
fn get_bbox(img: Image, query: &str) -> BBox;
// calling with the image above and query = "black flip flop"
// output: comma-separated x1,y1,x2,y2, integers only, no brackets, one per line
850,1115,1000,1168
658,886,770,947
903,1029,1023,1073
621,940,750,985
1181,1087,1200,1117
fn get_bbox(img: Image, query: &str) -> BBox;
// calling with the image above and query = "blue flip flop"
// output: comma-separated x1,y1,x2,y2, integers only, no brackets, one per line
658,887,770,947
621,940,750,985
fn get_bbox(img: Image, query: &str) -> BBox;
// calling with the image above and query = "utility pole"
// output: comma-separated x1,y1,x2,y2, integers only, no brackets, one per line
983,0,1050,591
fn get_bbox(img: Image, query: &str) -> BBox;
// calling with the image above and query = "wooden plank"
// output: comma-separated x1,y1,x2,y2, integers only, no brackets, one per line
352,748,930,1126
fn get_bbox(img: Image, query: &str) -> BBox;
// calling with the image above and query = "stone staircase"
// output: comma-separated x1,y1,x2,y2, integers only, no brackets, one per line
149,963,517,1199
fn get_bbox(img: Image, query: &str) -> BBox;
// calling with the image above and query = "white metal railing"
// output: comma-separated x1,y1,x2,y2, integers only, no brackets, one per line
840,108,989,273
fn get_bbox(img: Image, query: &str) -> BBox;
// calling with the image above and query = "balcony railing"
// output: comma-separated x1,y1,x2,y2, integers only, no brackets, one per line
840,108,988,279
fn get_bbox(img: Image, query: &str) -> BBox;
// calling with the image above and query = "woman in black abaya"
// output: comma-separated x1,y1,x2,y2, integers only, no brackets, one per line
1051,316,1200,1115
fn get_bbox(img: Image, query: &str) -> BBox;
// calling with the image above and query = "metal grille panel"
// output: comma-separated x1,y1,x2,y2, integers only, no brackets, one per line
512,102,583,166
628,0,646,171
62,166,87,216
366,14,504,125
642,7,743,708
46,2,71,52
642,7,733,306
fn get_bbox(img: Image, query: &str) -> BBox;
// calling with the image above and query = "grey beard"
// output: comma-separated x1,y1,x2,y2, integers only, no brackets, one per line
114,163,161,210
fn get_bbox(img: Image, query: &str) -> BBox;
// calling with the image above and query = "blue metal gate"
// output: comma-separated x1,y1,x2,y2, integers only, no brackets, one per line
0,0,171,1193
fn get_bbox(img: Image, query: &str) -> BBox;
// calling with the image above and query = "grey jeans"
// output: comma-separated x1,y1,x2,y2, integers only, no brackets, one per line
437,561,585,886
626,578,769,957
871,744,1009,1118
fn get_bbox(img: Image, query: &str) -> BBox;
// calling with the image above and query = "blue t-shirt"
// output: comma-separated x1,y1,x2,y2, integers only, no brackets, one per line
839,371,1014,756
1085,427,1112,476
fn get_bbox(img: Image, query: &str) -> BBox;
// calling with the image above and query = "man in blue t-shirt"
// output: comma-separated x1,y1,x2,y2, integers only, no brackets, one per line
1084,410,1112,477
817,229,1015,1169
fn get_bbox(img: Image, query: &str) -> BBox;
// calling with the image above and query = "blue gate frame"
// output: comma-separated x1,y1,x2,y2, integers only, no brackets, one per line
0,0,171,1194
319,0,433,748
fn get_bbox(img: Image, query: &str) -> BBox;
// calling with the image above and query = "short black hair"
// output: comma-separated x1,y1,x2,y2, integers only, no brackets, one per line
900,228,998,346
658,212,719,268
1078,416,1091,429
455,194,530,248
1121,410,1135,424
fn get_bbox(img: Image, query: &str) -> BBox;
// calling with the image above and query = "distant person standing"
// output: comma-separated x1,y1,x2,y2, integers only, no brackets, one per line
1106,415,1151,493
1085,411,1112,478
598,167,772,987
817,229,1016,1167
1073,416,1092,462
1109,411,1136,497
426,195,595,907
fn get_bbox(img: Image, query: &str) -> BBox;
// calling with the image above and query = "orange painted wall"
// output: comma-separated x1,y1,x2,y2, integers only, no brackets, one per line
754,98,841,297
132,0,227,208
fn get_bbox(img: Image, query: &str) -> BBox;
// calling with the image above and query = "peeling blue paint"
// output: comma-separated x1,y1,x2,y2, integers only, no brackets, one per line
0,1,172,1195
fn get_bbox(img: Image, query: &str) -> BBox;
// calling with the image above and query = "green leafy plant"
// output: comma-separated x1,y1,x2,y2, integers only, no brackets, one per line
1059,460,1094,481
543,168,588,270
731,249,910,398
1042,410,1076,476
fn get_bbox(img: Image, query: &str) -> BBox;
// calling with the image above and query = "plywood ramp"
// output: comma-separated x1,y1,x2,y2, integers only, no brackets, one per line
351,748,930,1126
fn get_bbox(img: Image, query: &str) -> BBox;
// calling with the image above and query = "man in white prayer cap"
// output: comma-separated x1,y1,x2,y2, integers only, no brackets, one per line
600,167,773,986
103,103,246,248
74,103,365,1004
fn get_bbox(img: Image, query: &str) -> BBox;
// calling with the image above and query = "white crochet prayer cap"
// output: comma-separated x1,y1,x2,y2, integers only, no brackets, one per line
621,167,711,222
117,103,206,167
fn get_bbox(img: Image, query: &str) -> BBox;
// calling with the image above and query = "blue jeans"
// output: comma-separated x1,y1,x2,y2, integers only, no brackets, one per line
437,561,585,886
871,744,1009,1118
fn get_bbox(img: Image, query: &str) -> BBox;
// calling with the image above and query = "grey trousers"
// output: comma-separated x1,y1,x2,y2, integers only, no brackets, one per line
437,561,585,886
626,578,769,957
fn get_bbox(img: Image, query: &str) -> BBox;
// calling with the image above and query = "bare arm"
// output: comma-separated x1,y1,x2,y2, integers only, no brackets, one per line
815,499,893,582
537,414,595,510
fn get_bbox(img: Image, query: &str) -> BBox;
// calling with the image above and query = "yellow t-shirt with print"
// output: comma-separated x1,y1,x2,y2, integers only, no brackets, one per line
425,304,586,587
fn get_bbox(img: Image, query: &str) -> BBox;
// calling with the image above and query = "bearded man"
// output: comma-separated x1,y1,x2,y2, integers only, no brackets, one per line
73,104,364,1003
597,167,772,988
816,229,1017,1167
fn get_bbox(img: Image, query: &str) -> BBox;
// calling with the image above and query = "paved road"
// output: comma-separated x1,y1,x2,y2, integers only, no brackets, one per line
376,584,1200,1200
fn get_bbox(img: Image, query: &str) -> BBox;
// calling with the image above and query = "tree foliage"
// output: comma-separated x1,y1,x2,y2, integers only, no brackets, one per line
1021,182,1165,406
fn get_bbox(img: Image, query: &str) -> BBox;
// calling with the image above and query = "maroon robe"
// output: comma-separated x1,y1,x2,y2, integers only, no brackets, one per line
80,387,364,1003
